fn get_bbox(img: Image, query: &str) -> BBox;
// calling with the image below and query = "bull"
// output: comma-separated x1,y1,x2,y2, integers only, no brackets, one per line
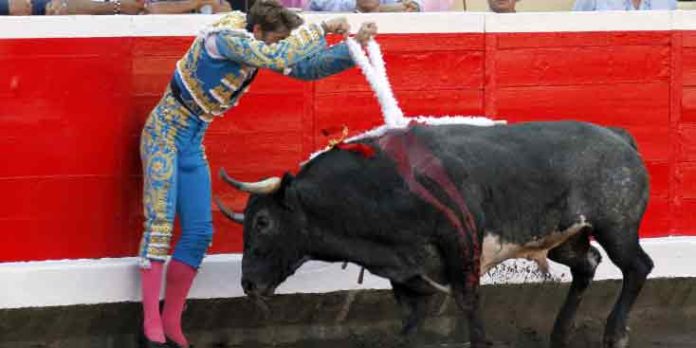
215,121,653,348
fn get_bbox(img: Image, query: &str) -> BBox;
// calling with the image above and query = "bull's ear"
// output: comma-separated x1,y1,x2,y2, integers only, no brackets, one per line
276,172,298,211
280,172,295,188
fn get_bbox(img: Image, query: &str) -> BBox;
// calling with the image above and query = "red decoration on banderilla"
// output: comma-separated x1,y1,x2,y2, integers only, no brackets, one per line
321,125,376,158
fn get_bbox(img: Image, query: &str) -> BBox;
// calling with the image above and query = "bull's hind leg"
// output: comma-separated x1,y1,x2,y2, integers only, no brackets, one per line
436,233,489,348
453,282,488,348
593,223,654,348
547,230,602,348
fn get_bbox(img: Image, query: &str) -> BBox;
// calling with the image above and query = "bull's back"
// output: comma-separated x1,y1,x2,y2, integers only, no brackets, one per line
417,121,644,183
401,121,648,242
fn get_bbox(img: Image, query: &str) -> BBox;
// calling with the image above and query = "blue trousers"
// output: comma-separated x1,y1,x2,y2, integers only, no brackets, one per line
138,89,213,269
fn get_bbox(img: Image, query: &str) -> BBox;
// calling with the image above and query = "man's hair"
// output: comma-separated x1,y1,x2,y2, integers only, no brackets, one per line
246,0,304,33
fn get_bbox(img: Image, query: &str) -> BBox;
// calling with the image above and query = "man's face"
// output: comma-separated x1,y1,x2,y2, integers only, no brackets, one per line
253,25,291,44
488,0,517,13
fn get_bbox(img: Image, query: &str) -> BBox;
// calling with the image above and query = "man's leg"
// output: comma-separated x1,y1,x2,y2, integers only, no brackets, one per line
138,119,179,344
164,148,213,347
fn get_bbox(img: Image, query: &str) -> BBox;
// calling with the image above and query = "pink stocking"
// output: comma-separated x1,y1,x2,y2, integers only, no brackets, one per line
163,259,197,347
140,261,165,343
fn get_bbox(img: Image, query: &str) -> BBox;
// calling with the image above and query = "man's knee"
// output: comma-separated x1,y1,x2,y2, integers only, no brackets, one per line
172,226,214,268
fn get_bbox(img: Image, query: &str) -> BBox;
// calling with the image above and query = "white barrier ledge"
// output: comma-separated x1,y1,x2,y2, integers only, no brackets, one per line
1,236,695,309
485,10,673,33
1,11,696,39
673,10,696,30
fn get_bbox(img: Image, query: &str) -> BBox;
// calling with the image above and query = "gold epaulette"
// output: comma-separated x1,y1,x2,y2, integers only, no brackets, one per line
211,11,247,31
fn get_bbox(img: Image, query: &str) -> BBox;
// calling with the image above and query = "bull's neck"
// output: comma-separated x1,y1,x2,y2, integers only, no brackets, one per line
306,228,358,263
305,227,402,270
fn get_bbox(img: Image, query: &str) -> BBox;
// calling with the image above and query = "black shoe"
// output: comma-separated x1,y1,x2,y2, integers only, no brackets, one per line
165,336,193,348
138,329,168,348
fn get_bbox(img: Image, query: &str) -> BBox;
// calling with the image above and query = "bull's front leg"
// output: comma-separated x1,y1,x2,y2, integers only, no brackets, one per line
391,278,437,335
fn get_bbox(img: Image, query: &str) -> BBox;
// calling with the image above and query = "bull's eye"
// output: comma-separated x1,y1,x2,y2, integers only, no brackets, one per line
254,215,271,232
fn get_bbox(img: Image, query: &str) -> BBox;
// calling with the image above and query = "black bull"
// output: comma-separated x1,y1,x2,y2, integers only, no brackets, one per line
215,121,653,348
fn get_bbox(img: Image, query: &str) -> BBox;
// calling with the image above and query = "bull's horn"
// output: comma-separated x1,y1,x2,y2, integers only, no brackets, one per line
219,168,281,194
214,196,245,224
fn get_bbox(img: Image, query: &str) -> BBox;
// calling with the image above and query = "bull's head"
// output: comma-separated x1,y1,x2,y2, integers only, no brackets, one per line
215,168,309,300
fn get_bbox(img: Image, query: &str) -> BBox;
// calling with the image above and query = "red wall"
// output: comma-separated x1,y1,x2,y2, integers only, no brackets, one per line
1,31,694,262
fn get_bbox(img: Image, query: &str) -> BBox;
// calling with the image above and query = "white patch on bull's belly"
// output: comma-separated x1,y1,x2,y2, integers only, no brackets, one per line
480,216,591,276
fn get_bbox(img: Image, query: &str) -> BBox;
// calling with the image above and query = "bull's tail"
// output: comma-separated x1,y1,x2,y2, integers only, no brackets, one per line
608,126,638,150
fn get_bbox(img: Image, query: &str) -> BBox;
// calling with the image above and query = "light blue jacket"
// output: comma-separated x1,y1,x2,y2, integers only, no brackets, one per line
173,12,354,118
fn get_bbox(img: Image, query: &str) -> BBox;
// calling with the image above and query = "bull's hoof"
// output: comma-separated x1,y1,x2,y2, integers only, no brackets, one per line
603,333,629,348
464,339,509,348
549,331,572,348
399,322,418,336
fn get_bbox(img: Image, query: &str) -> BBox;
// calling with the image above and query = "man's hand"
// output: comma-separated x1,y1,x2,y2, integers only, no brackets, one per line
197,0,229,12
214,0,231,12
402,0,419,11
354,22,377,46
120,0,146,14
356,0,379,12
377,0,419,12
322,17,351,36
